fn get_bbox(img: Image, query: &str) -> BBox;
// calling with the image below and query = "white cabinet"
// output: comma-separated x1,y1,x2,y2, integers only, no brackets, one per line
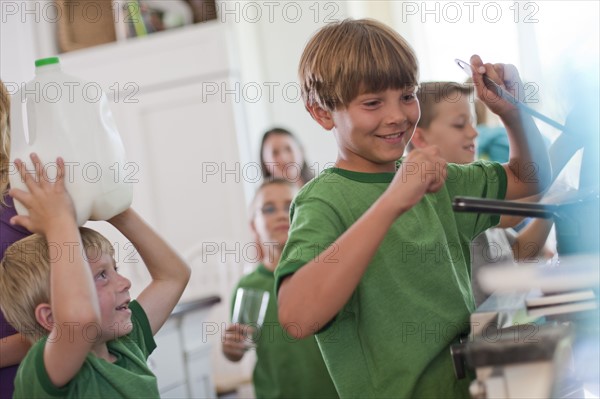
148,297,220,398
148,318,187,393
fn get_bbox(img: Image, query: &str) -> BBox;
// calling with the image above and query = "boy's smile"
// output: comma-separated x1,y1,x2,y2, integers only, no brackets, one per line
88,252,133,341
329,87,420,173
420,97,478,165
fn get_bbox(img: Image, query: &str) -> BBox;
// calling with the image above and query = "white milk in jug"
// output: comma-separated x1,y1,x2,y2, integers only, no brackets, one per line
9,57,133,226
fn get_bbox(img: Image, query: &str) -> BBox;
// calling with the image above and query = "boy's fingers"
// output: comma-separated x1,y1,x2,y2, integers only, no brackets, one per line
8,188,33,208
483,63,503,87
492,63,505,82
502,64,523,101
55,157,66,184
469,54,483,70
224,344,247,357
15,161,40,194
30,153,46,185
15,158,28,184
9,215,32,231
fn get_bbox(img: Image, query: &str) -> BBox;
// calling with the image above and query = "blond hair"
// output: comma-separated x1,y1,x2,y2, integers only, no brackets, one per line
1,80,10,205
0,227,115,343
299,18,419,112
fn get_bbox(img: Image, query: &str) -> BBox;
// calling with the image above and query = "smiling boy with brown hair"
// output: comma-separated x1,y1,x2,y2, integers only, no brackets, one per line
274,18,550,398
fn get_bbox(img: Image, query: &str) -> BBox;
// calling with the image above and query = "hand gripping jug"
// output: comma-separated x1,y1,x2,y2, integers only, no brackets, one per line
10,57,133,226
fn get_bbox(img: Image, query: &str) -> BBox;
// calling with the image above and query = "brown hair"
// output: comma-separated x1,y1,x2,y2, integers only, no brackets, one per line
0,227,114,343
416,81,474,129
299,18,419,111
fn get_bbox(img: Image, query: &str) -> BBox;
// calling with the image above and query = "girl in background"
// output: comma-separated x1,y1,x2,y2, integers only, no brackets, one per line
260,127,314,188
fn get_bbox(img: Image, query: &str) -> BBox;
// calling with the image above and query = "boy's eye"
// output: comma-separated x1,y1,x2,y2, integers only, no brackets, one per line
402,93,416,102
362,100,381,108
96,271,108,280
261,204,277,215
259,203,291,215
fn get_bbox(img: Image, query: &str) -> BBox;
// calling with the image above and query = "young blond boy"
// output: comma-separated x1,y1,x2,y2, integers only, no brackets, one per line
0,154,191,397
274,19,550,398
222,179,338,398
411,81,555,305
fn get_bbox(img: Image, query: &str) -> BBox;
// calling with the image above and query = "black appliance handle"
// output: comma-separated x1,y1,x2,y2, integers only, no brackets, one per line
452,196,556,219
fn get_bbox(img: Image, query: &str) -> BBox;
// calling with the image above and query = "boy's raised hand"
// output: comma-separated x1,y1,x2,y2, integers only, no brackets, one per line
470,54,522,117
10,153,76,234
389,146,447,216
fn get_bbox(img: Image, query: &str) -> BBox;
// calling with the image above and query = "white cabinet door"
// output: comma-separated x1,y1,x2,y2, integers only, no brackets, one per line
108,78,250,255
161,383,189,399
148,319,186,393
186,347,216,399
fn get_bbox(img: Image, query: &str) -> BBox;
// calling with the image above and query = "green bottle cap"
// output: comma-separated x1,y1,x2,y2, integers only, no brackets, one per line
35,57,60,67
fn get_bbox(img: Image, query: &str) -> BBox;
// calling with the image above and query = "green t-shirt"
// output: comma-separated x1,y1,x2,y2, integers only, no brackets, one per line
233,264,339,399
14,300,159,398
274,161,507,399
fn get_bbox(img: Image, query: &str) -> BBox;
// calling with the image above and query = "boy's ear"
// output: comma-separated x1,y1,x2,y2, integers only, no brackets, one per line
410,127,429,149
34,303,54,333
306,103,335,131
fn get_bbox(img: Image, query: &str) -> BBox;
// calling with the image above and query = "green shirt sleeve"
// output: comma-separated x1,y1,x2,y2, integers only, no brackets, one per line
445,160,507,239
274,196,345,295
127,300,157,358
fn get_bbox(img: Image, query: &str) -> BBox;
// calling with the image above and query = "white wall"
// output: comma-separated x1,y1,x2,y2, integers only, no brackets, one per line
225,0,347,180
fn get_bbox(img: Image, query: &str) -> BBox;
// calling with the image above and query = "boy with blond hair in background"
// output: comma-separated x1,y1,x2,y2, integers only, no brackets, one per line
411,81,554,305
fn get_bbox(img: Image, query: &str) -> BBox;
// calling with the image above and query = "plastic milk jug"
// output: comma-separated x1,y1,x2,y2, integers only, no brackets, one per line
9,57,133,226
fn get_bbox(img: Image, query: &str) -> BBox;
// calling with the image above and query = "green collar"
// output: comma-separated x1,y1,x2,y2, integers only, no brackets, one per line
257,263,274,276
325,159,403,183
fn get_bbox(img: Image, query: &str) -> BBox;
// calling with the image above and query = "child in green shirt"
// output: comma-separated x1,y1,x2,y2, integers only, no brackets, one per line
411,81,555,305
274,19,551,398
222,179,338,398
0,154,191,398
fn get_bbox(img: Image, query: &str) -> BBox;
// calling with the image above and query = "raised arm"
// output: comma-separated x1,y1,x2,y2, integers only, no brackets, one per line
0,333,31,367
108,209,191,335
278,148,446,338
470,55,551,200
10,155,100,387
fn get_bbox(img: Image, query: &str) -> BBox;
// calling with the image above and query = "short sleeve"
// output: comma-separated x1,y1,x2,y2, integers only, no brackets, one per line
274,197,345,294
446,161,507,239
126,300,157,358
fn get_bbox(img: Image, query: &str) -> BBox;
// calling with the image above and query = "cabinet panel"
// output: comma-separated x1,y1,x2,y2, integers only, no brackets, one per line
60,22,235,91
161,383,189,399
187,348,216,399
148,320,186,391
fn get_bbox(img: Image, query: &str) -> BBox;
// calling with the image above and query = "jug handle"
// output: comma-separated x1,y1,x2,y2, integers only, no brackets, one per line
10,90,36,146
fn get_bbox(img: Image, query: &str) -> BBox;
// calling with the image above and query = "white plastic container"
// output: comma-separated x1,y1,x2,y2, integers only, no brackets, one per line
10,57,133,226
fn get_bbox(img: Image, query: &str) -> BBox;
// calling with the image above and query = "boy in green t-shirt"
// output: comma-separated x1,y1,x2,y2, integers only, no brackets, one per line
0,154,191,398
274,19,551,398
410,81,554,305
222,179,338,398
